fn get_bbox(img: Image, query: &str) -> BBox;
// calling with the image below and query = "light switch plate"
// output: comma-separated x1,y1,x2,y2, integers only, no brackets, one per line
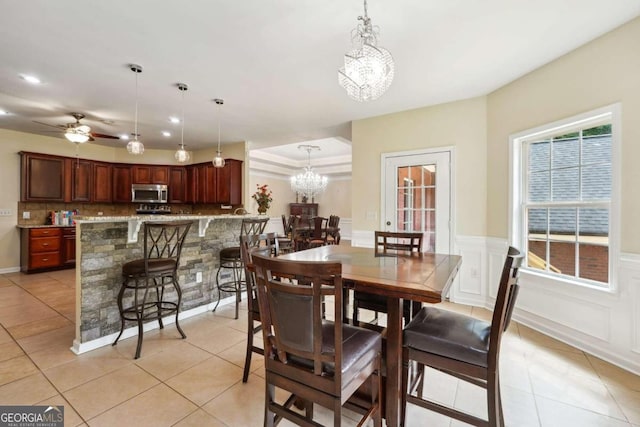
0,209,12,216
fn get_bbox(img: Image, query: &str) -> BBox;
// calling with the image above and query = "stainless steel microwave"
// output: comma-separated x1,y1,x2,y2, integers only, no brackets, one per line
131,184,168,203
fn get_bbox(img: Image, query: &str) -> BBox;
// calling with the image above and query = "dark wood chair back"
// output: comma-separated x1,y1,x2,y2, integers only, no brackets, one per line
308,216,329,247
374,231,423,254
252,255,383,426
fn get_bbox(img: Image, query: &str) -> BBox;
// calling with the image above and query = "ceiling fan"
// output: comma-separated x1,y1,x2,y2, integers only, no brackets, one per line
35,113,120,143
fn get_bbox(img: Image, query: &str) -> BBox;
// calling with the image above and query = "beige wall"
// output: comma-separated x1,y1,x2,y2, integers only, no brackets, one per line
247,174,352,220
487,17,640,253
352,96,487,236
0,128,246,270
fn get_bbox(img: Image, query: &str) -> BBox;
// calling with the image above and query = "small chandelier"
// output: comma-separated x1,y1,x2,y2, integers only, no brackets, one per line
212,98,225,168
126,64,144,155
174,83,190,163
290,145,328,199
338,0,394,102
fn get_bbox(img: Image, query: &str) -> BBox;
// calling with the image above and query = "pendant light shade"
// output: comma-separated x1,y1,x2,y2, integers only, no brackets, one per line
212,98,225,168
127,64,144,155
174,83,190,163
337,0,394,102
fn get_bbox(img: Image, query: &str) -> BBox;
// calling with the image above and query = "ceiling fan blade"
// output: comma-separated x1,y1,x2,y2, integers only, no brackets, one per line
91,132,120,140
33,120,66,129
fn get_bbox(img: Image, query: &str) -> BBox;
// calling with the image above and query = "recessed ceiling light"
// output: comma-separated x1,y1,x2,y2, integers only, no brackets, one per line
169,117,180,124
120,134,130,140
162,131,171,137
20,74,41,84
0,110,9,116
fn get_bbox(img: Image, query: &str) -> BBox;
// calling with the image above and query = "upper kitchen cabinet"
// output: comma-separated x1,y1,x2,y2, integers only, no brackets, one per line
168,167,187,203
20,152,66,202
93,162,113,203
132,165,169,184
112,164,132,203
216,159,243,205
65,158,93,202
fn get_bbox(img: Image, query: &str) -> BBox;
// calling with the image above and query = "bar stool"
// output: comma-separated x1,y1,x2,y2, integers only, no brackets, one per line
212,217,268,319
113,220,192,359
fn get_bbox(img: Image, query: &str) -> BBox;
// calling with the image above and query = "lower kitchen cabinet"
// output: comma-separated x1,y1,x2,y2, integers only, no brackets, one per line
20,227,76,273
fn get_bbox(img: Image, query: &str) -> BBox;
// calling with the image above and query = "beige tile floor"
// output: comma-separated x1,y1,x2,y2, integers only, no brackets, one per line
0,269,639,426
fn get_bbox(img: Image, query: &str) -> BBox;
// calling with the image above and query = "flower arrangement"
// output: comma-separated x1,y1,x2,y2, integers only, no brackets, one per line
252,184,273,213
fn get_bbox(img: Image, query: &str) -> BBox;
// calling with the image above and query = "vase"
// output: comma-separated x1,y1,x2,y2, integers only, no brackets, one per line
257,206,267,215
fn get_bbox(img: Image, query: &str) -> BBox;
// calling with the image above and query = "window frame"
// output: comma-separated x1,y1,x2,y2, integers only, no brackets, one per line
509,104,621,292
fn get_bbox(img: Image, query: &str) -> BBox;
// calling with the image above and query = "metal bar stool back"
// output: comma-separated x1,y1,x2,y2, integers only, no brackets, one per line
213,217,269,319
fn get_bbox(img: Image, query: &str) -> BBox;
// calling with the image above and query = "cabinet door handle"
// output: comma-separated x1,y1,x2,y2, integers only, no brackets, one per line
42,258,48,261
43,243,49,246
42,231,49,234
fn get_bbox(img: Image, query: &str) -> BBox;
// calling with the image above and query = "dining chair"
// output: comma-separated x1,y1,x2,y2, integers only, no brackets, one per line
352,231,424,326
400,247,523,427
239,232,279,383
308,216,329,248
252,254,383,427
327,215,341,245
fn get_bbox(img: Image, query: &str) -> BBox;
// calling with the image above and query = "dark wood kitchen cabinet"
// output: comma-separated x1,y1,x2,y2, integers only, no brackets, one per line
20,227,77,273
169,167,187,203
93,162,113,203
61,227,76,266
20,152,66,202
132,165,169,184
112,165,132,203
216,159,243,205
65,158,93,202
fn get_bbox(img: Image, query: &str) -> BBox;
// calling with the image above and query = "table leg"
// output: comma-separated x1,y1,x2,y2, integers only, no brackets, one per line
385,296,402,427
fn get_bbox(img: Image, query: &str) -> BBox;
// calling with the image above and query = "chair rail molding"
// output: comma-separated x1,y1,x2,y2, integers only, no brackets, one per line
481,237,640,376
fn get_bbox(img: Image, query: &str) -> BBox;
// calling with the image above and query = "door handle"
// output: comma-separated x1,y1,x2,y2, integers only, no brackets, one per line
386,221,391,226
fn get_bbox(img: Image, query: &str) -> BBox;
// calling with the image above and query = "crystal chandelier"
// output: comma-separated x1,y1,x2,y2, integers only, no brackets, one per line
127,64,144,155
174,83,190,163
290,145,328,199
338,0,394,102
212,99,225,168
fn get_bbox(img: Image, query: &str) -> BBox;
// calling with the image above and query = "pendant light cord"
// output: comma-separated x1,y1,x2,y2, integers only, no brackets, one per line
181,88,185,149
217,102,221,152
134,71,139,139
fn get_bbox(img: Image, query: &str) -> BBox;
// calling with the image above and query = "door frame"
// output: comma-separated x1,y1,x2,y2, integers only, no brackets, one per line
380,146,456,254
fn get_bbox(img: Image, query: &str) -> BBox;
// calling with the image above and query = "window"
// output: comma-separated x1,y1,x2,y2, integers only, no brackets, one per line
511,106,619,289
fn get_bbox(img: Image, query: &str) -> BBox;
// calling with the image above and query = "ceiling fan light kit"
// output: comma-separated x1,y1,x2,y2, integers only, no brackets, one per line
126,64,145,155
212,98,225,168
174,82,190,163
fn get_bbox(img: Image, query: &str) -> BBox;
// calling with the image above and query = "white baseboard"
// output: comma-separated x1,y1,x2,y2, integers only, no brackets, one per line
71,293,240,355
0,266,20,274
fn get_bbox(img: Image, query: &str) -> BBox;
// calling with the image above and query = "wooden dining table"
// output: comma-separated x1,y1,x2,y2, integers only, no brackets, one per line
279,244,462,427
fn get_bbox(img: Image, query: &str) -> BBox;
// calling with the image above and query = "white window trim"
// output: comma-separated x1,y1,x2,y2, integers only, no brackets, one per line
509,104,621,293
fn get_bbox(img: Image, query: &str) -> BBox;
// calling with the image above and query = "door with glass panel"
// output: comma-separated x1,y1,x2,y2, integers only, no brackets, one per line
383,151,451,253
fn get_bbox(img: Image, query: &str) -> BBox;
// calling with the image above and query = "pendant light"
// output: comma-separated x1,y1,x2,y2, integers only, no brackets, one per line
126,64,144,155
174,83,190,163
212,98,225,168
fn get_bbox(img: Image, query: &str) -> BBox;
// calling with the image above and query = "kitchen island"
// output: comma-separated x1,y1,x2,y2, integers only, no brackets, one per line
72,214,257,354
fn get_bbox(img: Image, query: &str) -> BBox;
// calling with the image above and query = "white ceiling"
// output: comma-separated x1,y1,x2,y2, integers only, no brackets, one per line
1,1,639,155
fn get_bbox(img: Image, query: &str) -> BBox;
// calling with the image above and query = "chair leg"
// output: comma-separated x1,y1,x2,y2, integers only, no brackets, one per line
487,369,501,427
173,275,186,339
233,263,240,320
352,299,359,325
134,281,150,360
265,382,276,427
156,278,164,329
112,280,127,346
372,363,382,427
212,265,224,312
242,318,254,383
401,349,409,427
333,399,342,426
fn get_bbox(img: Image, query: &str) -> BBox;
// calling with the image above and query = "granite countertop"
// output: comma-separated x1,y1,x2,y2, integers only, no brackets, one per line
16,224,76,229
74,213,261,223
